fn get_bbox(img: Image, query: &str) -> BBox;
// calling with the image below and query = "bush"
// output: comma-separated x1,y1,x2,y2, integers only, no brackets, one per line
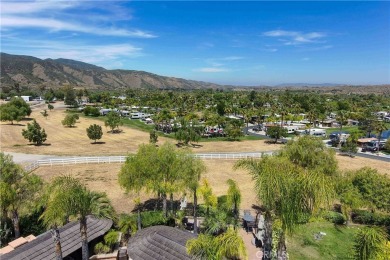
84,106,100,117
94,242,110,254
324,211,346,225
352,209,390,226
141,211,167,228
104,230,119,249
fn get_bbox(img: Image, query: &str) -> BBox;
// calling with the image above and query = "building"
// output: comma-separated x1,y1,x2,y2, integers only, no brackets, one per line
1,216,112,260
127,225,196,260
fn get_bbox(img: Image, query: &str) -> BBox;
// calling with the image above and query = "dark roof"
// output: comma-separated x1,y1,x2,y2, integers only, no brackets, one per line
127,225,196,260
3,216,112,260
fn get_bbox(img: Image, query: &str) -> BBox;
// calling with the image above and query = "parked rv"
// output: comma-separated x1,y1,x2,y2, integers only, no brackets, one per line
305,128,326,137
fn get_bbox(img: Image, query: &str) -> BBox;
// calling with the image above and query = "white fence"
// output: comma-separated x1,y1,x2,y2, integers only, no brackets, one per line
24,152,277,171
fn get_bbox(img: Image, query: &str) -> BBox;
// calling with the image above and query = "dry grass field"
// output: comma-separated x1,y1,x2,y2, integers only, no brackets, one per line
0,105,280,155
3,103,389,215
34,156,389,214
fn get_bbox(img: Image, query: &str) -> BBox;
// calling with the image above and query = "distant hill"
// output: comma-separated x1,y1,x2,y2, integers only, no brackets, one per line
0,53,228,90
1,53,388,94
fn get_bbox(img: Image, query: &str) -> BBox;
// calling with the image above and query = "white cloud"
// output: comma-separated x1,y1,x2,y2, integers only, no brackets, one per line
1,16,156,38
222,56,244,61
194,67,229,73
1,1,78,15
263,30,326,45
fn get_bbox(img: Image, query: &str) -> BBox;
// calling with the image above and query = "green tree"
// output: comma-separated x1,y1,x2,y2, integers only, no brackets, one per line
42,176,114,260
118,144,154,230
266,126,288,143
236,137,337,259
0,153,43,238
225,119,244,140
226,179,241,226
61,114,79,127
149,129,158,144
181,155,206,234
48,104,54,111
41,109,49,119
64,87,77,107
186,227,247,260
174,118,202,145
22,119,47,145
104,111,122,133
354,226,388,260
83,106,100,117
0,97,32,124
86,124,103,143
199,179,217,216
374,120,388,152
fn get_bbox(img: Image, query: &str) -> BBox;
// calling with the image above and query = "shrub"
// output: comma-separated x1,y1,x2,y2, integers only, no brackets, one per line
324,211,346,225
352,209,390,226
94,242,110,254
141,211,167,228
104,230,119,249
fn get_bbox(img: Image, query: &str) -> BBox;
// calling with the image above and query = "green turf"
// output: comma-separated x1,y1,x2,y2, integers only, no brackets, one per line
287,222,359,260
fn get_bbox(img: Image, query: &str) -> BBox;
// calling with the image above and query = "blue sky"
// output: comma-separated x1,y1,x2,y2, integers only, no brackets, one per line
1,1,389,86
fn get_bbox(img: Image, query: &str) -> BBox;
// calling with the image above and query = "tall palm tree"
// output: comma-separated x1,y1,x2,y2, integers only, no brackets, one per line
181,156,206,234
42,176,114,260
374,120,388,152
226,179,241,226
235,155,333,259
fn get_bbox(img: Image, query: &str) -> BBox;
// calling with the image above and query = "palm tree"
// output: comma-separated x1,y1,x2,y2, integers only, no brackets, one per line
235,155,334,259
374,120,388,152
181,156,206,234
42,176,114,260
186,227,247,260
354,226,388,260
226,179,241,226
199,179,217,216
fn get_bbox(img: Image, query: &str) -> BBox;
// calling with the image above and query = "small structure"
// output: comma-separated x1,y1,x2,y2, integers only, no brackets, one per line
20,96,32,102
127,225,196,260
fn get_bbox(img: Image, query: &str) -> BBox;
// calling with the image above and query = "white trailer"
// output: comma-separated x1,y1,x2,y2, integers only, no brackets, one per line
305,128,326,137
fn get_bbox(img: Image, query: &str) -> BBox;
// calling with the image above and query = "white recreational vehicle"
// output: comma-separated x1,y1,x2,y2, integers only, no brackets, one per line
305,128,326,137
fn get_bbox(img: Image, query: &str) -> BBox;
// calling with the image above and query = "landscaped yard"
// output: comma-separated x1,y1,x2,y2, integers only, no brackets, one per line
287,222,359,260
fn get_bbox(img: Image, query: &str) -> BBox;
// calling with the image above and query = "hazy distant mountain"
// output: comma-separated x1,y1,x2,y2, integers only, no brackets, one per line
0,53,228,90
276,83,344,87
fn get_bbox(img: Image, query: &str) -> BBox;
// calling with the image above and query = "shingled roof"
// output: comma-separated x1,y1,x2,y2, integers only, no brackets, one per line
2,216,112,260
127,225,197,260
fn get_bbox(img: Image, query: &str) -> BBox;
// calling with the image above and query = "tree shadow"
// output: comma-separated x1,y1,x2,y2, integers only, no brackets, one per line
191,143,203,148
131,198,183,213
27,143,51,146
3,123,25,126
91,141,106,144
21,118,34,122
107,129,123,134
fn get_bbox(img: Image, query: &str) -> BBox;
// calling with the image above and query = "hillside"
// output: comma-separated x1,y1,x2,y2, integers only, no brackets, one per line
0,53,227,90
1,53,389,94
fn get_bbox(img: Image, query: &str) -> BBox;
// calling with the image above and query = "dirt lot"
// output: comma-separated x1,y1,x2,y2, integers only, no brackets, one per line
0,106,280,155
34,156,389,214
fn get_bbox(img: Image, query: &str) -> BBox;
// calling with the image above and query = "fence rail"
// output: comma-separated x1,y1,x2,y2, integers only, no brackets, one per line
24,152,277,171
23,149,388,172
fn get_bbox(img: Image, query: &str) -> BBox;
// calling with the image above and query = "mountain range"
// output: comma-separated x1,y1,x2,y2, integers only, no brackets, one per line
1,53,388,94
0,53,228,90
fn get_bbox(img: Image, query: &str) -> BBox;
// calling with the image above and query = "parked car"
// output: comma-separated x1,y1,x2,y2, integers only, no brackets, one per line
361,140,386,152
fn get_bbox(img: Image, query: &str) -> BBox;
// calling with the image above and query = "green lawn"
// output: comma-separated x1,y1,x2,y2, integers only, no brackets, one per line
325,126,360,136
288,222,359,260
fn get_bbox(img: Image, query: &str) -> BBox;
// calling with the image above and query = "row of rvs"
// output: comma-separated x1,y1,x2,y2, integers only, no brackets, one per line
99,108,151,119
